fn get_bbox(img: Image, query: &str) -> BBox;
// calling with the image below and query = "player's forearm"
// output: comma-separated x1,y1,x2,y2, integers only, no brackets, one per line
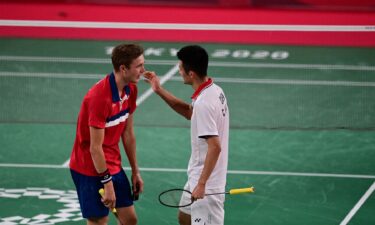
89,127,107,174
90,145,108,174
123,134,140,174
155,87,192,120
122,115,140,174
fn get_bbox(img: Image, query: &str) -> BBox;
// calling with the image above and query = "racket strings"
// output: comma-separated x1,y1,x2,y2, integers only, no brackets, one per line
159,189,184,207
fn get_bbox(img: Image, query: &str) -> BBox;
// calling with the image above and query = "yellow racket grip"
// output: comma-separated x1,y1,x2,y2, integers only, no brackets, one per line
229,187,255,195
99,188,117,213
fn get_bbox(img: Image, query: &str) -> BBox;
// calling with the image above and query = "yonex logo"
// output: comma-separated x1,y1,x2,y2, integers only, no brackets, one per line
194,218,201,222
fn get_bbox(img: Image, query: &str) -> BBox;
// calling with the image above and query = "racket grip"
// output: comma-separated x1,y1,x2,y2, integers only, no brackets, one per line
229,187,255,195
99,188,117,213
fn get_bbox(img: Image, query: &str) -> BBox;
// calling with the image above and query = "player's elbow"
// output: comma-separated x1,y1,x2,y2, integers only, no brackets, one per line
214,145,221,154
207,137,221,153
184,113,191,120
89,145,101,155
123,131,136,143
183,110,192,120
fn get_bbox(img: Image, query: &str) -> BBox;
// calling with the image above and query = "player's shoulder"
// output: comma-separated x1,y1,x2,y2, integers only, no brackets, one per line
202,82,225,98
197,83,227,108
212,82,225,93
85,76,111,101
90,74,110,91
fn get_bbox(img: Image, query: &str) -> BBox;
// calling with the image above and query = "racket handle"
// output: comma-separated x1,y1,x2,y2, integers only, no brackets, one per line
99,188,117,213
229,187,255,195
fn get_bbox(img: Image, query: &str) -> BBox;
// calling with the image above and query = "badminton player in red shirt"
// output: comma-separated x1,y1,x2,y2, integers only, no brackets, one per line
70,43,144,225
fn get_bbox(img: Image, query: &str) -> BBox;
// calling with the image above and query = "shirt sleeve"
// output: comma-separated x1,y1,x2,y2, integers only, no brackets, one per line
88,96,110,129
195,100,219,138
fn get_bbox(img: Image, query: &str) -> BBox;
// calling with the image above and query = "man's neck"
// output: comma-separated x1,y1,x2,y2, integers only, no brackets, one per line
192,76,209,91
114,71,128,92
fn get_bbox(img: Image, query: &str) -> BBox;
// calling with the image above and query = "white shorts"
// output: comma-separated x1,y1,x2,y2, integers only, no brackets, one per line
179,182,225,225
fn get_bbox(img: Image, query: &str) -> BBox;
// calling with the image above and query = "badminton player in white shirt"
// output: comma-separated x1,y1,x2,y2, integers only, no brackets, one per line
144,45,229,225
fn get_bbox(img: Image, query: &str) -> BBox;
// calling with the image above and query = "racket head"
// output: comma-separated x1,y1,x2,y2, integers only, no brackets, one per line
158,188,193,208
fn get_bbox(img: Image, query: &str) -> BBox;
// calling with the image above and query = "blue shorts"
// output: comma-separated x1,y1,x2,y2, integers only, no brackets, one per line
70,169,133,218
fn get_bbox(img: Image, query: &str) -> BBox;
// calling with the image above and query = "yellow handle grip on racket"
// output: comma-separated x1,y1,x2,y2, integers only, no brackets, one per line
99,188,117,213
229,187,255,195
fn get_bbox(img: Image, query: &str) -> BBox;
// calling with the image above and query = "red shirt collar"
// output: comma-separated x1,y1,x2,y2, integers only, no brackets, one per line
191,78,213,100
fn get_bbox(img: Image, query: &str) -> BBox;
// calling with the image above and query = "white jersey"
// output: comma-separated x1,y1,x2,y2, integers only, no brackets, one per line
188,78,229,189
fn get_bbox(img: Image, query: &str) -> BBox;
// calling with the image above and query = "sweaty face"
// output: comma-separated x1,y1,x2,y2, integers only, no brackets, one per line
124,55,145,83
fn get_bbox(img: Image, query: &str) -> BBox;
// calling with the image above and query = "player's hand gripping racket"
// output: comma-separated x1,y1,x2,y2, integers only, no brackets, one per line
158,186,255,208
99,188,123,225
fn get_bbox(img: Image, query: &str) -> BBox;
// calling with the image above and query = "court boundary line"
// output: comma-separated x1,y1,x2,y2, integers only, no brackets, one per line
1,20,375,32
174,77,375,87
340,181,375,225
1,71,375,87
60,64,179,167
0,163,374,179
1,55,375,71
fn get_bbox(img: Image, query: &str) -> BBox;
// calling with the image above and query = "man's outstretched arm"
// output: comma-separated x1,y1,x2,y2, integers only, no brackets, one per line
144,71,192,120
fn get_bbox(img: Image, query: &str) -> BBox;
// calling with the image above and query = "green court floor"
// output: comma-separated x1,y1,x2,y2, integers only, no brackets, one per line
0,38,374,225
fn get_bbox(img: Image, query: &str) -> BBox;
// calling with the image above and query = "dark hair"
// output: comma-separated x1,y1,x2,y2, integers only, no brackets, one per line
111,43,144,71
177,45,208,78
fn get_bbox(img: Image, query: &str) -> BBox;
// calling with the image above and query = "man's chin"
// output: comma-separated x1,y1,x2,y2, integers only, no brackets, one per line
131,78,140,84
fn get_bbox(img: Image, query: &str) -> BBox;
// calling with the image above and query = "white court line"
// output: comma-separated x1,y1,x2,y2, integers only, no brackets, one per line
340,181,375,225
0,71,104,79
1,71,375,87
61,64,179,167
1,163,374,179
1,55,375,71
171,77,375,87
0,20,374,32
0,55,174,65
61,160,70,168
0,163,65,169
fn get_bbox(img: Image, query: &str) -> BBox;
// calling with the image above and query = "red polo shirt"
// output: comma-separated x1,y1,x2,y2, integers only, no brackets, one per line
69,72,137,176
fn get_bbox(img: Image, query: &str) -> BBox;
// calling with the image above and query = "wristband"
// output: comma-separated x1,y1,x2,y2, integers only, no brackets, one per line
99,169,112,184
